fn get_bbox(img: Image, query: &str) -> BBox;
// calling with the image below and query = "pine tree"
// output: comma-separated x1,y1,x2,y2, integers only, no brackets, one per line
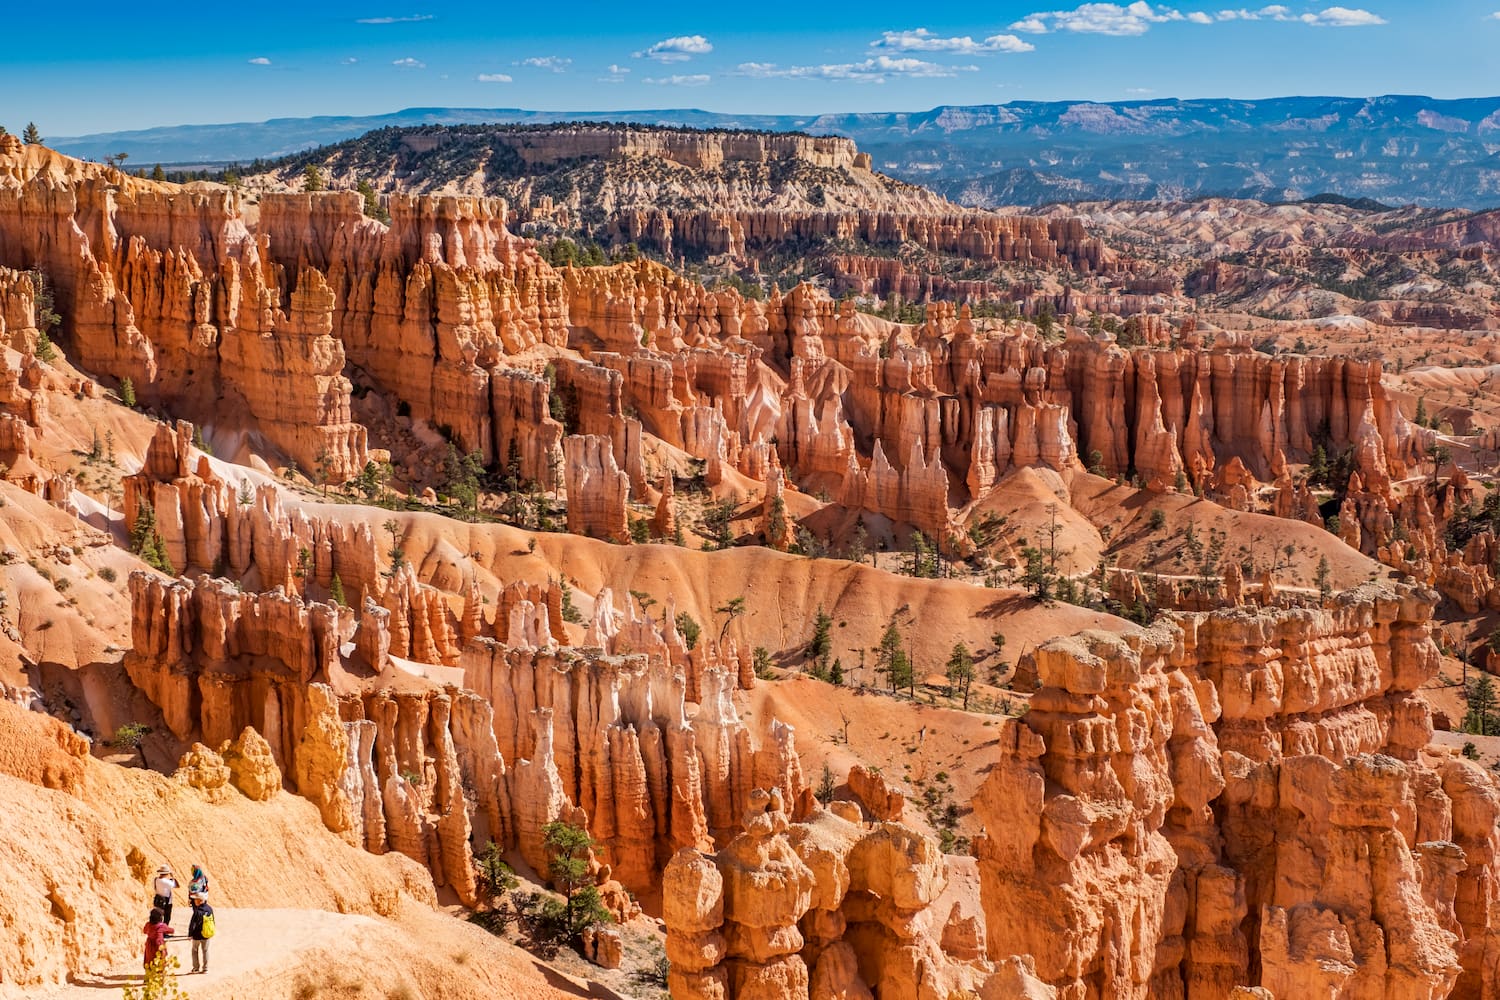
33,330,55,363
542,821,613,939
153,535,175,576
1466,674,1498,737
807,606,833,662
876,621,911,693
1315,555,1332,601
828,658,844,686
1020,545,1053,600
329,574,346,606
151,164,166,182
946,641,976,710
119,377,136,408
303,164,325,192
1309,444,1328,487
22,122,40,145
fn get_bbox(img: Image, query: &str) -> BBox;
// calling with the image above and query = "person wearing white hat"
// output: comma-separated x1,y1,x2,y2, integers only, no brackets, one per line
152,866,178,925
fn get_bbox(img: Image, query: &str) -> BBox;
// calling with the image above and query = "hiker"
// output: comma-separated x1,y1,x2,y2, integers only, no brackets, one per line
142,907,172,969
152,865,178,924
187,891,215,974
188,865,209,897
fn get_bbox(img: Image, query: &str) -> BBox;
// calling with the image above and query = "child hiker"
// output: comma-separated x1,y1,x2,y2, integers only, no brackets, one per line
142,907,172,969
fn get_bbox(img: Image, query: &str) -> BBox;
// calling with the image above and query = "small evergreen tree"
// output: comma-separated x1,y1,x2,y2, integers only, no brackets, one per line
355,178,390,223
303,164,324,191
119,376,136,408
1020,545,1053,601
847,520,868,564
1315,555,1332,601
945,641,976,710
33,330,55,363
876,620,912,693
383,518,405,574
829,657,844,685
541,820,614,940
21,122,40,145
909,530,938,578
130,501,174,573
473,839,519,929
328,573,346,606
675,611,701,649
1465,674,1498,737
315,447,335,497
1309,444,1329,487
807,606,833,662
1036,302,1055,339
559,580,584,623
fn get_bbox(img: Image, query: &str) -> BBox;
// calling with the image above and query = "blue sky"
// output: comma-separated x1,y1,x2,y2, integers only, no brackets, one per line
6,1,1498,136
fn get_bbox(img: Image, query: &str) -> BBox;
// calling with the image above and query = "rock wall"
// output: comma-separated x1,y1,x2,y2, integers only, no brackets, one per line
972,583,1494,999
604,208,1112,274
0,144,367,479
663,789,989,1000
121,570,805,901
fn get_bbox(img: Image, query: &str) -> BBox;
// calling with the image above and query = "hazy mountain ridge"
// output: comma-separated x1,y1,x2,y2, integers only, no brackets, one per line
52,95,1500,208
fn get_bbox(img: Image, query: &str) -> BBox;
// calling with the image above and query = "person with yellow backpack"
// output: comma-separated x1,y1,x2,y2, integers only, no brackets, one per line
187,892,215,973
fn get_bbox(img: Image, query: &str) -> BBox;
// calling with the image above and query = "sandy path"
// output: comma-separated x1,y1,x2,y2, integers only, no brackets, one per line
9,904,610,1000
24,907,374,998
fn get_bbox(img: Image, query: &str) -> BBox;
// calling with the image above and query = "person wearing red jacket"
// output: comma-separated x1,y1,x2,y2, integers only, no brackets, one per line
142,907,172,969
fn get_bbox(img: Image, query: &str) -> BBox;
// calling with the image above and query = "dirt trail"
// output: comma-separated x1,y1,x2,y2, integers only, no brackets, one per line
24,907,363,997
10,906,600,1000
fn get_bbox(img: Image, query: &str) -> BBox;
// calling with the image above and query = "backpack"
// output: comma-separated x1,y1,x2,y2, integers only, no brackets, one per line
200,912,215,939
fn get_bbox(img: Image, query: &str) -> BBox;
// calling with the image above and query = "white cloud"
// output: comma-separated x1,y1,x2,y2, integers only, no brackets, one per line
392,57,426,69
1126,86,1156,93
1299,6,1385,26
341,57,359,64
356,13,433,23
1491,10,1500,18
1211,5,1300,20
636,35,713,62
1015,2,1374,31
517,56,571,72
1012,3,1189,35
248,57,272,65
870,28,1035,54
642,73,711,85
476,73,513,83
598,64,631,83
738,56,976,83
